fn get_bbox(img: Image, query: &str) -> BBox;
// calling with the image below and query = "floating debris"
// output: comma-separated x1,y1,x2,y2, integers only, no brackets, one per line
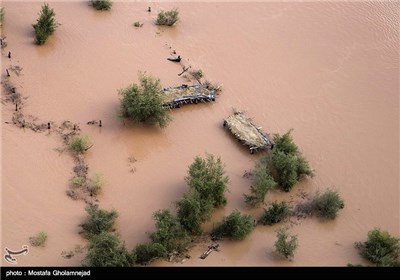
200,244,220,259
9,65,23,76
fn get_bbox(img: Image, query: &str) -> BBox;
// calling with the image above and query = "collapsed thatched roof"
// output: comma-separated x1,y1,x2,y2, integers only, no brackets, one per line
162,85,216,104
224,112,272,150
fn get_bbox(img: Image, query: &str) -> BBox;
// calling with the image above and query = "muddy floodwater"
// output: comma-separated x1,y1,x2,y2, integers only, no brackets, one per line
1,1,398,266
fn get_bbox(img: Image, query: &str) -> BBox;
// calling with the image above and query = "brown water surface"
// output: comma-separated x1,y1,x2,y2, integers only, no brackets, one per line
1,1,398,266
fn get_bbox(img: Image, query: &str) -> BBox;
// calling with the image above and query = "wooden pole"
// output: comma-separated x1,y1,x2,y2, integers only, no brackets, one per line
178,66,191,76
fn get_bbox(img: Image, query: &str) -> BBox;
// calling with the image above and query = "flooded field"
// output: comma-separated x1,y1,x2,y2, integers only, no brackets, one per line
1,1,398,266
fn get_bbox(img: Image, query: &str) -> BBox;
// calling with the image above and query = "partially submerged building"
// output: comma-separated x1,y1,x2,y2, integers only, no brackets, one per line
162,85,217,108
223,111,272,154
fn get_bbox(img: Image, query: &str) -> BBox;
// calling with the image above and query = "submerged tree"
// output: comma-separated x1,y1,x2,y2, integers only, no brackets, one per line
134,243,167,265
68,135,93,153
80,205,118,236
274,228,298,260
176,191,213,235
149,209,190,253
176,154,229,235
29,231,48,247
156,8,179,26
314,189,344,220
244,160,276,207
90,0,113,11
119,73,171,128
32,3,59,45
211,210,255,241
84,232,134,267
259,201,290,225
270,130,313,192
185,154,229,207
356,228,400,267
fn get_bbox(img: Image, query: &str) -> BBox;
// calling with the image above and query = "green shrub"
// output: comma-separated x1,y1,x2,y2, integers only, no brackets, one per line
259,201,290,225
274,228,298,260
211,210,255,241
273,129,298,155
0,7,4,26
296,155,313,178
244,162,276,207
68,135,93,153
84,232,134,267
270,130,313,192
91,0,112,11
119,73,171,128
71,176,85,187
156,8,179,26
185,154,229,207
314,189,344,220
176,191,213,234
88,172,104,196
356,228,400,267
133,21,143,28
271,151,298,191
134,243,167,264
149,209,190,253
32,3,59,45
29,231,48,247
80,205,118,236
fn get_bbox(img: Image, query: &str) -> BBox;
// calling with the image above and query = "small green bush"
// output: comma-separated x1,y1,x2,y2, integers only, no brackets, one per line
68,135,93,153
356,228,400,267
244,162,276,207
80,205,118,236
273,129,298,155
88,172,104,196
314,189,344,220
296,155,313,178
259,201,290,225
149,209,190,253
176,191,213,234
185,154,229,207
84,232,134,267
91,0,112,11
274,228,298,260
119,73,171,128
0,8,4,26
211,210,255,241
134,243,167,264
156,8,179,26
29,231,48,247
71,176,85,187
271,151,298,191
32,3,59,45
270,130,313,192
